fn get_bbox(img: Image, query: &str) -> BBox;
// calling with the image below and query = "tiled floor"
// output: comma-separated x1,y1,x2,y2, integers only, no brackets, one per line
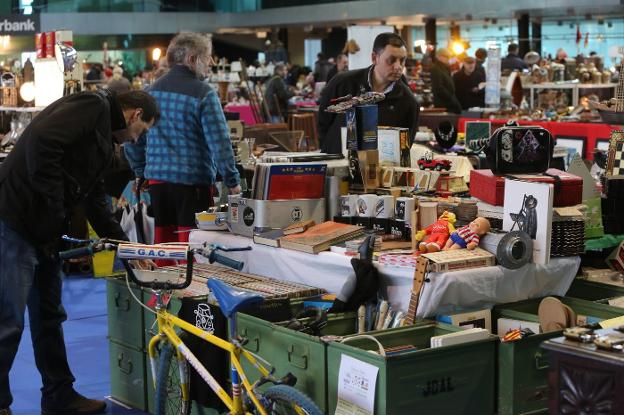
9,275,149,415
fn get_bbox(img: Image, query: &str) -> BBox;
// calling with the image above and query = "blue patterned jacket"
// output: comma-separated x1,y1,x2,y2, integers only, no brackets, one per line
124,65,240,188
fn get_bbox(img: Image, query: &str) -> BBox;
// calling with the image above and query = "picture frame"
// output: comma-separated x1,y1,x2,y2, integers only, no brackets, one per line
555,136,586,160
465,121,491,150
606,131,624,176
596,138,610,152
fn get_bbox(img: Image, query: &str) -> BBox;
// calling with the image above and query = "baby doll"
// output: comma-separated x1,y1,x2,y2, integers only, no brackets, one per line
444,217,491,250
414,211,456,253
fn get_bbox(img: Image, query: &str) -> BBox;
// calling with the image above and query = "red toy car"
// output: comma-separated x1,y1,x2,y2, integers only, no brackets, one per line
417,153,452,171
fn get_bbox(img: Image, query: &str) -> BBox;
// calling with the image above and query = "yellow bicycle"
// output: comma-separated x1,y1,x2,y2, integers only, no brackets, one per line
60,238,322,415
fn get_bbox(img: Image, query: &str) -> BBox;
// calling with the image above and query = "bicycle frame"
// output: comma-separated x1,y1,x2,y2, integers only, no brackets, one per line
146,292,272,415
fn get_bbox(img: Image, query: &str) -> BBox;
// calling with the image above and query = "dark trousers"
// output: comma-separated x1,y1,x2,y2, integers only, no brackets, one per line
0,220,75,409
149,182,213,264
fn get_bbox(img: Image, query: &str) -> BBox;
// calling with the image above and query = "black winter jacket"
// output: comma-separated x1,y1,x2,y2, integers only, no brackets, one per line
0,90,129,248
318,66,420,154
430,61,462,114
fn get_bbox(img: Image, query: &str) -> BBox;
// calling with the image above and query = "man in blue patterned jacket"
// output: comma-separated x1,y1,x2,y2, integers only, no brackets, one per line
125,33,240,249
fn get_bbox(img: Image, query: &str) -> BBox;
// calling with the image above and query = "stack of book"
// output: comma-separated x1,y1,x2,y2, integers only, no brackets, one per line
253,220,316,248
252,163,327,200
279,221,365,254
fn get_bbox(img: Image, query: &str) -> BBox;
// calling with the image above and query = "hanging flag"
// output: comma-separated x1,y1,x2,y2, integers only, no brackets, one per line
584,32,589,48
576,25,582,44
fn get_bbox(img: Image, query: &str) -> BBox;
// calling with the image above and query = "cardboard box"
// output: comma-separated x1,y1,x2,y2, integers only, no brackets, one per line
469,168,582,207
437,309,492,332
346,105,378,150
606,241,624,274
378,127,410,166
357,150,380,191
421,248,495,272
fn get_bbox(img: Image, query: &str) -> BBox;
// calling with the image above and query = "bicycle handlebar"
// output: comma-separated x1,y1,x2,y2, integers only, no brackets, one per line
58,236,250,290
59,245,94,260
205,250,245,271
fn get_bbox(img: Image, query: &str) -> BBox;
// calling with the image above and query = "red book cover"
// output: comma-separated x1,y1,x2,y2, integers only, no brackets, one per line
266,164,327,200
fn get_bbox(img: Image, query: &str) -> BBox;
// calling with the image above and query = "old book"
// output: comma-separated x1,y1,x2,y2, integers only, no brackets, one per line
253,229,284,247
283,219,316,236
280,221,364,254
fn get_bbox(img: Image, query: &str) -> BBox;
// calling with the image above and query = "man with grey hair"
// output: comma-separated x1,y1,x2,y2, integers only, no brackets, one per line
125,32,240,252
264,63,294,123
431,48,462,114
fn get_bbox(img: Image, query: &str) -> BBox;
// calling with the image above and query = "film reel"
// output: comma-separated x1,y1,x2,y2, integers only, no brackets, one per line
496,231,533,269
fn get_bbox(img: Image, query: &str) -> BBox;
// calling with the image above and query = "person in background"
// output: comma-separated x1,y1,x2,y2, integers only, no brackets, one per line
453,56,485,110
264,63,295,123
318,32,419,154
431,48,462,114
475,47,487,76
555,48,568,64
0,89,159,415
286,63,301,87
326,53,349,82
124,33,240,254
106,65,132,93
501,43,528,71
313,52,331,82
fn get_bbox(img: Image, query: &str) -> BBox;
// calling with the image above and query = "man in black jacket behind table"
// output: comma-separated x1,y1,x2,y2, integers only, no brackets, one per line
0,89,159,415
318,32,420,154
453,56,486,110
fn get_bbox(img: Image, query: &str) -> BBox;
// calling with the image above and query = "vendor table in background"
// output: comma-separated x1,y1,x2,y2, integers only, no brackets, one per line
458,117,620,160
190,230,580,318
224,104,257,126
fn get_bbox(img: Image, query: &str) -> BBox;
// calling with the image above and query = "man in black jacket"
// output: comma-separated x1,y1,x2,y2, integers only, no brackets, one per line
318,32,419,154
501,43,528,72
453,56,485,110
431,48,462,114
264,63,294,123
0,89,159,415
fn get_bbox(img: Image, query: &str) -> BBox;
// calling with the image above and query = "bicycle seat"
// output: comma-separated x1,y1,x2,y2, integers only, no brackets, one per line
207,279,264,318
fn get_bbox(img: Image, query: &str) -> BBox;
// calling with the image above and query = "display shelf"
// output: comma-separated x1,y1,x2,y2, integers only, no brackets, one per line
524,83,617,108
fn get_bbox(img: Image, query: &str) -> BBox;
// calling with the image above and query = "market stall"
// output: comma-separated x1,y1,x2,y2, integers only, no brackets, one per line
190,230,580,318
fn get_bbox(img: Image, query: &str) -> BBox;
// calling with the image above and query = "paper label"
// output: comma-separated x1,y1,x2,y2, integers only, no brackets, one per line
334,355,378,415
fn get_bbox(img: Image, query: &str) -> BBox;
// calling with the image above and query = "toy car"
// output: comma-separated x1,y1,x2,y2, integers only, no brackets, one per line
417,153,452,171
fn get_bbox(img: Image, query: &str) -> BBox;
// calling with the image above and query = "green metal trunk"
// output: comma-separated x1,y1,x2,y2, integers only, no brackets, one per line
326,323,497,415
493,297,624,415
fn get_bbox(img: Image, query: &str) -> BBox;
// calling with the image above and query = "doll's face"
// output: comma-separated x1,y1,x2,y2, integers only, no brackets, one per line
469,217,491,235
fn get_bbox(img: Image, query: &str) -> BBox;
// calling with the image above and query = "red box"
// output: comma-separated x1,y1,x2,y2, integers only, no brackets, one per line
470,169,583,207
35,33,46,58
45,31,55,58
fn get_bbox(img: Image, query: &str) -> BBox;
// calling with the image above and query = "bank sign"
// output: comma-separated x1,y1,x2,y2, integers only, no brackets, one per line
0,15,40,35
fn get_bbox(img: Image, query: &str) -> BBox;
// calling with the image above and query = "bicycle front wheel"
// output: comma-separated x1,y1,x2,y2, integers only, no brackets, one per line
155,342,192,415
260,385,322,415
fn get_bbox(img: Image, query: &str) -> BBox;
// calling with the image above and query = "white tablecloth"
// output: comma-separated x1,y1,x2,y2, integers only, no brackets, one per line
189,230,580,318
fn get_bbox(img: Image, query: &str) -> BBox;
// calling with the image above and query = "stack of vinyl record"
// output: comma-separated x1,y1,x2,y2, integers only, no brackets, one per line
550,219,585,257
602,177,624,235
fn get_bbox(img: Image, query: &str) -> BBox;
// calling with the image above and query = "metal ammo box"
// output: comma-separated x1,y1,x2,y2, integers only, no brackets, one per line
227,195,325,237
326,323,498,415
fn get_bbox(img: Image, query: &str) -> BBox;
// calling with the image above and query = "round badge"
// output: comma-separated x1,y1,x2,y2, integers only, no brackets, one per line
243,207,255,226
291,207,302,221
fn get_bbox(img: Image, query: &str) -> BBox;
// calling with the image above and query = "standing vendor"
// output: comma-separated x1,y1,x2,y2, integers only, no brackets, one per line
318,32,420,154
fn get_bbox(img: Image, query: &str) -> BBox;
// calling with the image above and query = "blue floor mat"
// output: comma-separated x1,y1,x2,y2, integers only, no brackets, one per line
9,275,148,415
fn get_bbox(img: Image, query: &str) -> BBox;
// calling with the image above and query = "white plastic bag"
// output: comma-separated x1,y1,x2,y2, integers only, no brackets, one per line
120,202,154,244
